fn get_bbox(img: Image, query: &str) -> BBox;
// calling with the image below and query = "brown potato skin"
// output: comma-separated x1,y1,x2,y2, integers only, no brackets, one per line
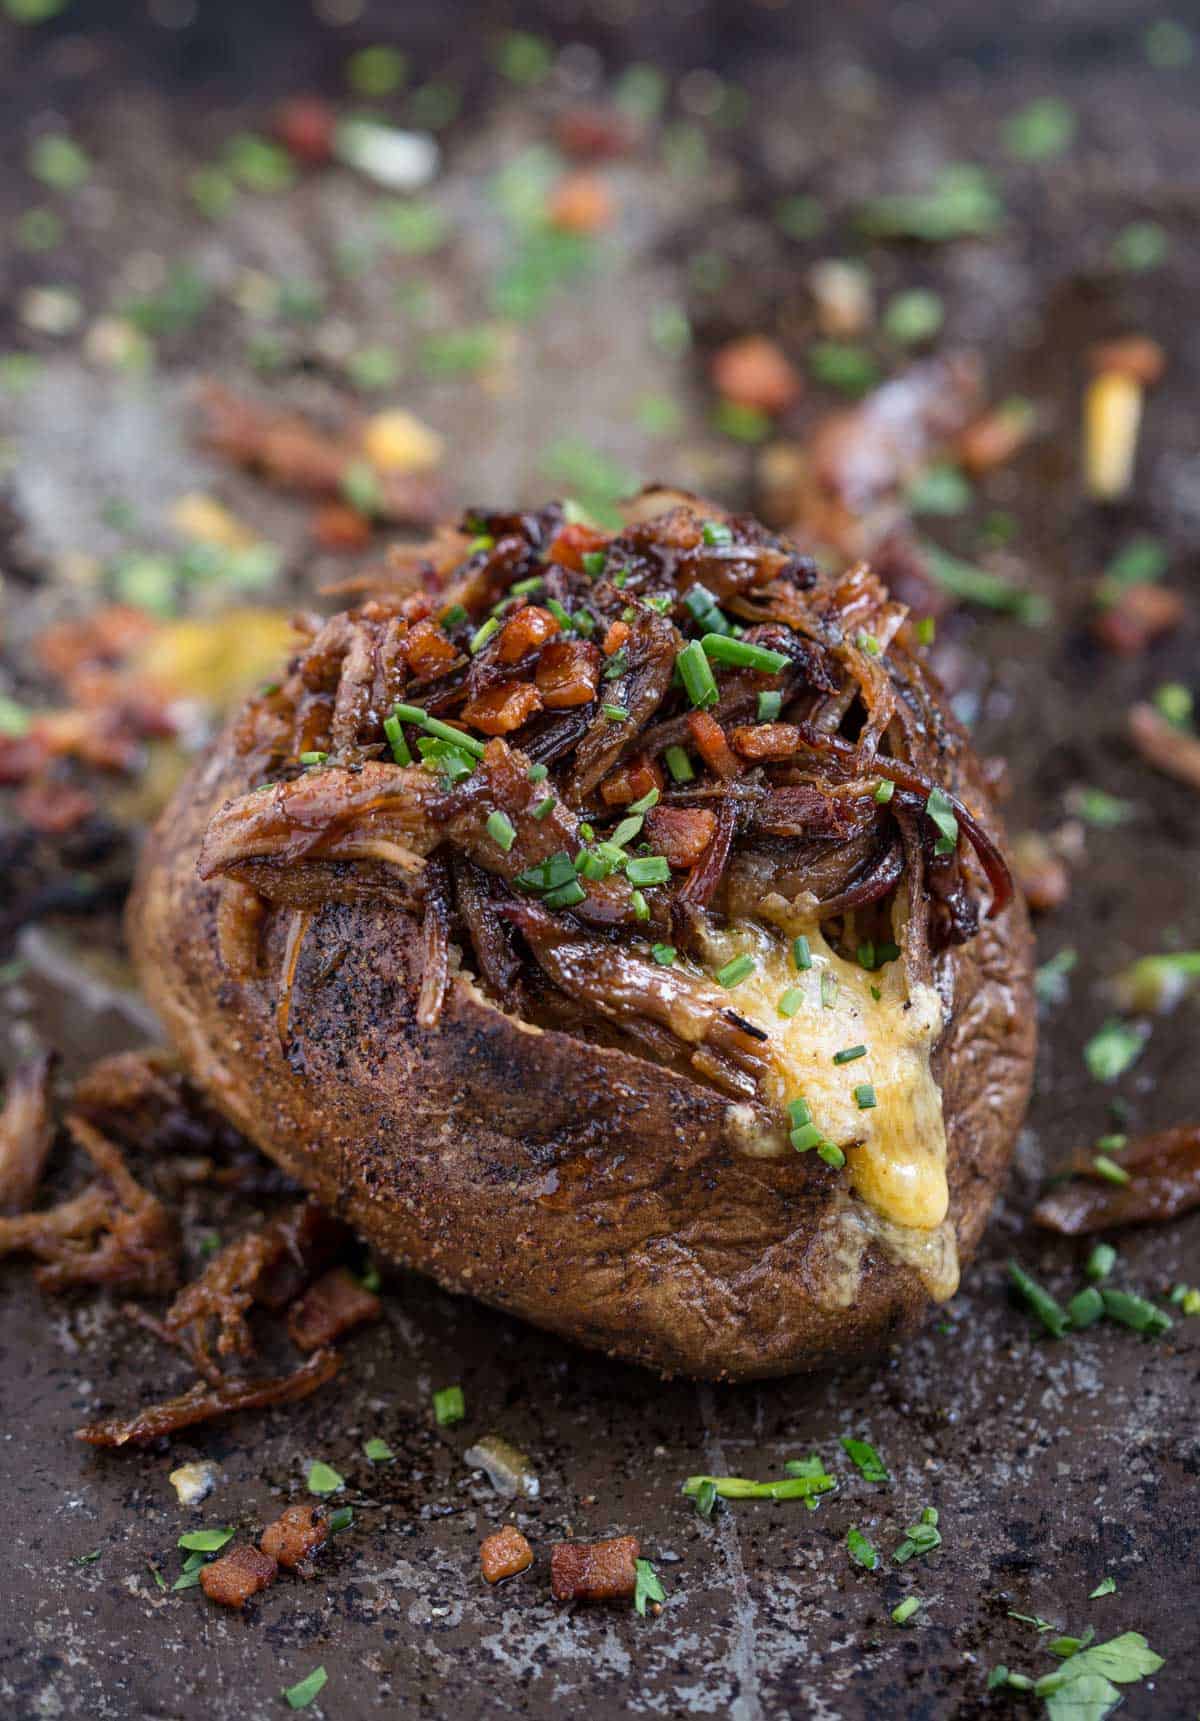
129,727,1034,1381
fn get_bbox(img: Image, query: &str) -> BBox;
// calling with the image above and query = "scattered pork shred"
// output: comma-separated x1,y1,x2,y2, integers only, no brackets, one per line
75,1348,340,1448
1035,1125,1200,1234
286,1265,382,1351
551,1535,641,1603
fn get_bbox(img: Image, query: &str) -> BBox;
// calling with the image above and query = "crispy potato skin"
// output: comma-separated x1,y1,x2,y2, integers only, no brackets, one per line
130,731,1034,1381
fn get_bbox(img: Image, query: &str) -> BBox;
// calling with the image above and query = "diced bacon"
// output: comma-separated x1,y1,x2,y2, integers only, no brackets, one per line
260,1503,329,1572
730,721,802,762
602,620,631,657
535,639,602,708
497,605,560,665
545,522,610,572
404,619,459,677
200,1543,278,1608
550,1535,639,1603
480,1525,534,1584
286,1265,381,1352
686,711,742,780
598,758,663,806
644,805,716,868
461,682,544,735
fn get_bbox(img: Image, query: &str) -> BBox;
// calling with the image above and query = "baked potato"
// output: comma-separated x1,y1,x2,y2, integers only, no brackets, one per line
130,491,1035,1380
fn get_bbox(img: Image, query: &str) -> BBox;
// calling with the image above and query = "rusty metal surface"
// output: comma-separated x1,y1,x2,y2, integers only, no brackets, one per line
1,3,1198,1717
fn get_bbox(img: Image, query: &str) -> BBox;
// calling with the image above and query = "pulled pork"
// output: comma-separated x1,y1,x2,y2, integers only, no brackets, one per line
199,492,1012,1099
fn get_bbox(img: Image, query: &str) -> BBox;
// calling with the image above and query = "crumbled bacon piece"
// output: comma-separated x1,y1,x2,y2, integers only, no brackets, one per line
260,1503,329,1572
955,401,1034,474
730,722,801,762
1035,1124,1200,1234
480,1525,534,1584
286,1265,381,1352
1091,584,1185,655
687,711,742,779
273,95,336,165
711,335,801,416
200,1543,278,1608
548,171,614,234
461,682,544,735
405,619,459,677
554,106,632,161
644,805,716,868
1011,832,1070,915
497,605,560,665
550,1535,640,1603
599,758,663,806
544,522,610,572
535,638,601,708
602,620,631,657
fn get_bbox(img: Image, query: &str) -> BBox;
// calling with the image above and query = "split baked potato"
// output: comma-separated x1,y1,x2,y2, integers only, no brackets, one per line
130,492,1035,1380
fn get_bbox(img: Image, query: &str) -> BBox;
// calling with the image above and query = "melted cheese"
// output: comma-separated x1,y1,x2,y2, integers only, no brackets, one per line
701,920,948,1233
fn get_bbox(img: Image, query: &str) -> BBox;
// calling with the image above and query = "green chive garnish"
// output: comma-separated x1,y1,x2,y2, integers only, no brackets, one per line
652,943,677,966
1006,1260,1070,1337
531,795,555,820
792,935,812,971
526,761,548,782
603,703,629,722
631,889,650,921
610,814,643,847
925,786,959,856
854,1084,877,1109
545,878,587,909
383,712,412,765
833,1044,867,1064
677,640,719,708
701,520,732,546
818,1142,846,1168
510,574,543,596
820,971,838,1008
892,1597,922,1625
715,954,755,988
665,744,695,782
627,786,660,814
874,777,895,804
1086,1243,1117,1281
788,1098,812,1127
441,603,468,626
626,855,670,887
299,750,327,765
701,634,789,674
757,690,783,721
424,716,486,757
432,1385,465,1425
1092,1155,1130,1184
790,1122,824,1152
486,811,516,852
470,616,500,654
581,550,606,577
1100,1288,1172,1336
778,987,804,1017
1067,1286,1104,1329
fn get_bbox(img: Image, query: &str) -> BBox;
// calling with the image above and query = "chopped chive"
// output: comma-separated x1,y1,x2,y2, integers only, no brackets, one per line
626,855,670,887
1086,1243,1117,1281
576,849,613,880
531,795,556,820
1100,1288,1172,1335
1067,1286,1104,1329
788,1098,812,1127
327,1506,353,1533
665,744,695,782
581,550,607,577
299,750,328,765
778,987,804,1017
820,971,838,1008
854,1084,877,1110
178,1527,235,1553
545,597,572,631
433,1384,465,1425
1006,1259,1070,1337
925,786,959,856
914,616,936,645
757,690,783,721
383,712,412,765
392,702,427,724
1096,1132,1128,1152
424,716,486,757
701,519,732,546
1092,1155,1130,1184
856,630,880,656
892,1596,922,1625
627,786,660,814
573,608,596,637
833,1044,867,1065
544,878,587,909
510,575,544,596
874,777,895,804
792,935,812,971
818,1142,846,1168
715,954,755,988
284,1666,328,1710
631,889,650,921
363,1437,394,1463
604,647,629,681
486,811,516,852
683,584,735,636
693,1478,718,1517
1089,1576,1117,1599
603,703,629,722
652,943,677,966
579,822,595,841
677,639,719,708
526,762,548,782
470,616,500,654
847,1527,880,1570
441,603,468,626
701,634,789,674
790,1122,824,1152
306,1460,344,1495
610,815,643,847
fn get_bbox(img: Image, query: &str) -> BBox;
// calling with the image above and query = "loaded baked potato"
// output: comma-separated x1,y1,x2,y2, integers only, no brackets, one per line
130,490,1035,1380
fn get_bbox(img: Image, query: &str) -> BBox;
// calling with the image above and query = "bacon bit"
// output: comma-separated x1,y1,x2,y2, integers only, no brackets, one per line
545,521,610,572
1011,831,1070,914
1088,335,1166,385
1035,1124,1200,1234
711,335,802,416
273,96,337,165
405,618,459,677
554,106,632,161
260,1503,329,1572
730,721,801,762
602,620,632,658
686,710,742,780
644,805,716,868
15,779,95,834
286,1266,381,1352
548,172,614,234
312,502,373,551
550,1535,640,1604
461,681,544,735
480,1525,534,1584
200,1543,278,1608
955,399,1035,474
0,1054,54,1214
1128,701,1200,791
75,1347,340,1447
497,605,560,666
535,638,602,708
1092,584,1185,654
599,757,664,806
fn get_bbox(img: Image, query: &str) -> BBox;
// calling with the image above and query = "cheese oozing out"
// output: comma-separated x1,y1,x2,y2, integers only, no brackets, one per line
702,918,949,1233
